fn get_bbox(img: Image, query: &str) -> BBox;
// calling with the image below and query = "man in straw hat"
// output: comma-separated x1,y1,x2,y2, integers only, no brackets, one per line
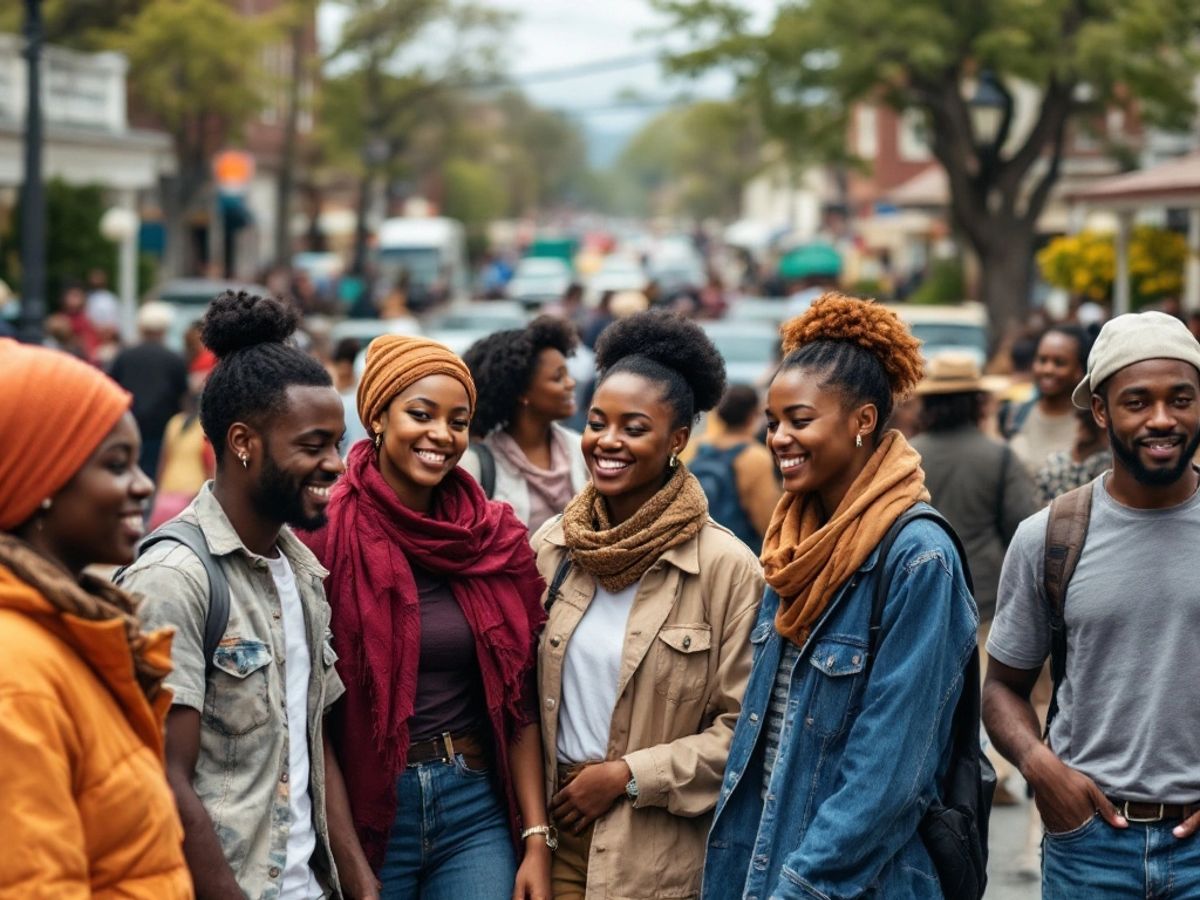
984,311,1200,899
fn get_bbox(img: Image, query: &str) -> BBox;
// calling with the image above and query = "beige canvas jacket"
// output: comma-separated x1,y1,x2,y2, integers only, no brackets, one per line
532,515,764,900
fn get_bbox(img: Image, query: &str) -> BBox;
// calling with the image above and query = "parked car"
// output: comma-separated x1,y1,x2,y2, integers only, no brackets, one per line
700,320,781,387
885,302,989,368
586,255,646,305
506,257,573,309
423,301,529,356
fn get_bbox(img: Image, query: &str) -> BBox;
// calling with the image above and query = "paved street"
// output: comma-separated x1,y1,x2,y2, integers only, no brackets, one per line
987,777,1042,900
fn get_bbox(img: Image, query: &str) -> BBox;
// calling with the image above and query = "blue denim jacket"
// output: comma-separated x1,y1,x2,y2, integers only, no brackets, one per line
702,504,978,900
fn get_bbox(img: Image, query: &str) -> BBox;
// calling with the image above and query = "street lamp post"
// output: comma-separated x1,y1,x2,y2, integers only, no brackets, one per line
18,0,45,345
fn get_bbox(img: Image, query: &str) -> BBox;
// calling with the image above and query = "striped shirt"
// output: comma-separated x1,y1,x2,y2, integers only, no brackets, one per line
763,642,800,796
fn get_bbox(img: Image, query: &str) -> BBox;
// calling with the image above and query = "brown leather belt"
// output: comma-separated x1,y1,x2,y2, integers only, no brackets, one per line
406,729,488,771
1107,797,1200,823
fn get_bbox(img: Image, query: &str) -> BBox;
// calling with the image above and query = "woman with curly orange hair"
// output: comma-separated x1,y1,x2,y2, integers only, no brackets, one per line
701,294,980,900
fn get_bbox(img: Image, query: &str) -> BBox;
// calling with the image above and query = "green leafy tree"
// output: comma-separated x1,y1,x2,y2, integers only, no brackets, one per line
0,0,148,49
116,0,265,276
658,0,1200,332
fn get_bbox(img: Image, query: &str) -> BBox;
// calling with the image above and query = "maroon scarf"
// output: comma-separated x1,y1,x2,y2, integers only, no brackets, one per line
301,441,546,868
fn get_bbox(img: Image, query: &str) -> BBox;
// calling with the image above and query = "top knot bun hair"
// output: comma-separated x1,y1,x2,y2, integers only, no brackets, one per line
200,290,299,359
594,309,727,414
780,291,924,399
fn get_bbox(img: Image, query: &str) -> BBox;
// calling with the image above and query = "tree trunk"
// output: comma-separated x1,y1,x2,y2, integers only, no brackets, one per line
975,227,1037,345
350,167,376,277
274,21,305,268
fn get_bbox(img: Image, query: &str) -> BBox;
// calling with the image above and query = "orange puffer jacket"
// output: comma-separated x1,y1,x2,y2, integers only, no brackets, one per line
0,563,192,899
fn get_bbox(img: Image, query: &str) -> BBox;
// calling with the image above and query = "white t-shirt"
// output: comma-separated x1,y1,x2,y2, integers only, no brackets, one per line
266,554,323,900
556,582,637,764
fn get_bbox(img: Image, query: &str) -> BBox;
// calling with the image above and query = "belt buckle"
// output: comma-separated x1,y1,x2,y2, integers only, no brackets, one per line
1122,801,1165,823
441,731,455,765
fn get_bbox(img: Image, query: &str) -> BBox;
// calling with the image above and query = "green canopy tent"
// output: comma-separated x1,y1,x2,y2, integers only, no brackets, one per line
778,243,842,280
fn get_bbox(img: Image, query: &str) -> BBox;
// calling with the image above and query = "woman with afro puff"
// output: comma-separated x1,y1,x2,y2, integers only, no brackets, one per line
461,317,589,532
529,310,765,899
702,294,979,900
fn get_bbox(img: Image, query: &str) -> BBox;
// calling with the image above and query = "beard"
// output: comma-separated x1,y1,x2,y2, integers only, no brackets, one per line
1107,420,1200,487
253,453,329,530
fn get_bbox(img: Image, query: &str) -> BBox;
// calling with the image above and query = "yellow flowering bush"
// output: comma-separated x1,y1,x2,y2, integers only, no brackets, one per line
1038,226,1186,307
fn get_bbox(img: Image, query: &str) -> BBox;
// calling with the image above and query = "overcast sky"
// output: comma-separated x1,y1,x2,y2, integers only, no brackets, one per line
318,0,777,160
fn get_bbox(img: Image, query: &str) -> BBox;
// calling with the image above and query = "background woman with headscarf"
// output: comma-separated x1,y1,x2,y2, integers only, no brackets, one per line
461,316,589,532
0,339,192,898
532,311,764,900
300,336,551,900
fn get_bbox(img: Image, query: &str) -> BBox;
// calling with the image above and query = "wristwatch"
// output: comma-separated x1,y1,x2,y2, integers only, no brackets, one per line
625,775,639,802
521,824,559,851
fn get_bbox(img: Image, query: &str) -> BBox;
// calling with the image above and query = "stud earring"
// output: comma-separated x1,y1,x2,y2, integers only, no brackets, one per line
40,498,52,511
855,434,863,449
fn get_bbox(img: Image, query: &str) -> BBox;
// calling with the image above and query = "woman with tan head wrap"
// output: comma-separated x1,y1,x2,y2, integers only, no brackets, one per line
702,295,981,900
0,339,191,897
300,335,552,900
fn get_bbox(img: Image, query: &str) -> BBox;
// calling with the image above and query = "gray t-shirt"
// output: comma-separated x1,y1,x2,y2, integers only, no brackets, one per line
988,476,1200,803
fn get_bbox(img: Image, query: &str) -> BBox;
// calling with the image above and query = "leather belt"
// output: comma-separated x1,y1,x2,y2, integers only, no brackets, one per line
1107,797,1200,823
406,729,488,771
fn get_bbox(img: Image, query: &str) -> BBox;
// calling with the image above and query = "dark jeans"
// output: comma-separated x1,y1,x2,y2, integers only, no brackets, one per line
1043,813,1200,899
379,755,516,900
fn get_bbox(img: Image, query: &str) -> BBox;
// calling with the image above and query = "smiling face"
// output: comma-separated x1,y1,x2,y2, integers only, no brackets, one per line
1094,359,1200,487
373,374,472,512
766,366,876,514
1034,332,1085,402
243,385,346,530
36,412,154,573
581,371,689,524
522,347,577,422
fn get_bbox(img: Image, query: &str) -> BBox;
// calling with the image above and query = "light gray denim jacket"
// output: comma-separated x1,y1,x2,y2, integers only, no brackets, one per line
122,484,345,899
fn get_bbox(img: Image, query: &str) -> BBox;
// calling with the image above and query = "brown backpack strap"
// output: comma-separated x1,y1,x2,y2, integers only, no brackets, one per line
1042,483,1094,734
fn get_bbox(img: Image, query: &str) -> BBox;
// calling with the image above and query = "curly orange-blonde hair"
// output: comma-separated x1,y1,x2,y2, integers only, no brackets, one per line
780,291,924,399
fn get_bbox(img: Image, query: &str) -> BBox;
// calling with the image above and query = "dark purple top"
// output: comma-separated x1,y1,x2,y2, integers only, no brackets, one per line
409,566,486,741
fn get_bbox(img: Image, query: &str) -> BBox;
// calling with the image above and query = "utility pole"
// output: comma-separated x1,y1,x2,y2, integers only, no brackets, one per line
18,0,45,345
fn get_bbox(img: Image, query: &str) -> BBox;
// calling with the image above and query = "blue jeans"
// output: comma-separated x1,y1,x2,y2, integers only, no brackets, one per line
1043,813,1200,899
379,755,516,900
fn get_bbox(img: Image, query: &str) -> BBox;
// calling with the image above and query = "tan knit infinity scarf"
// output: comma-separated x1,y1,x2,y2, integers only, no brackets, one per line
561,464,709,592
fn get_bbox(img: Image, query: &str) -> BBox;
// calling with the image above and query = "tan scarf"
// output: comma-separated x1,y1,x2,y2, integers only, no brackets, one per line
562,464,709,592
0,533,172,703
761,430,930,646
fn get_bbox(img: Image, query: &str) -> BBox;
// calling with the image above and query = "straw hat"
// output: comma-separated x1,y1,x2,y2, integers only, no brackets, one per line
915,352,1009,395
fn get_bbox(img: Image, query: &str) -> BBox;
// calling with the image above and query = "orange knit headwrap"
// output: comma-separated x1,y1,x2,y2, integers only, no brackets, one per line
0,339,132,531
356,335,477,431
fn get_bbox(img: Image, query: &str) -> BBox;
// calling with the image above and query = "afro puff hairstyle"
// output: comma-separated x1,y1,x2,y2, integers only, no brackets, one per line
593,310,726,428
777,291,924,437
462,316,579,436
199,290,332,463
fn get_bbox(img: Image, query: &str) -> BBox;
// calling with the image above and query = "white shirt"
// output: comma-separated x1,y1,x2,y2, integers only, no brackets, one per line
266,554,323,900
556,582,637,764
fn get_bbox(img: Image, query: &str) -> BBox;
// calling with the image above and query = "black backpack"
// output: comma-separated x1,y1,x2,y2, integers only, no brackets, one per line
116,519,230,674
690,443,759,548
473,443,497,499
866,507,995,900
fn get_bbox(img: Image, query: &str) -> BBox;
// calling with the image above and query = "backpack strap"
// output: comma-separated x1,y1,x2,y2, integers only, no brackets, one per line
1041,484,1093,733
135,520,231,672
544,554,573,613
474,442,497,499
867,506,974,672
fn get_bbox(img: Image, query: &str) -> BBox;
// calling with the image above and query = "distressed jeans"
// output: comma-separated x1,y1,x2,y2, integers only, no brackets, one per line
1043,813,1200,899
379,755,516,900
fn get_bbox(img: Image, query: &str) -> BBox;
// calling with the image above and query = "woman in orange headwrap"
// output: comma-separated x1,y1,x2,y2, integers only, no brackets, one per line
300,336,552,900
0,339,192,898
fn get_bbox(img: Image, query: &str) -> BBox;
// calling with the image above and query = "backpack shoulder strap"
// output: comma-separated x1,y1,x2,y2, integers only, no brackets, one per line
1042,483,1093,732
544,553,573,613
867,506,973,669
474,442,497,499
137,520,230,670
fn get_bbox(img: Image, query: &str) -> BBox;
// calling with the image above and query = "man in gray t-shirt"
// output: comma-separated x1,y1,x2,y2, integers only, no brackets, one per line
983,310,1200,900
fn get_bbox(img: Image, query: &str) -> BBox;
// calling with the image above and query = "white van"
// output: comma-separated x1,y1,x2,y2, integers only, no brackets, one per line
376,217,468,311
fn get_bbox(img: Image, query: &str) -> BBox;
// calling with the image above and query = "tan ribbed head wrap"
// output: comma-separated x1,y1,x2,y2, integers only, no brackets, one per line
356,335,477,431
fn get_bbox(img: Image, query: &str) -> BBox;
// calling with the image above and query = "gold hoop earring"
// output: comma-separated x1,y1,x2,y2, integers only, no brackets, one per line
855,434,863,449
